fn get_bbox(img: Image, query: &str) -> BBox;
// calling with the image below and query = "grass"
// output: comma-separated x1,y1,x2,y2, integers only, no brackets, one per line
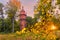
0,32,40,40
0,31,59,40
0,33,22,40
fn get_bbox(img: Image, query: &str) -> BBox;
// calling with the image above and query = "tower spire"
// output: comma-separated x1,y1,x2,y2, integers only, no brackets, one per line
21,6,24,10
22,6,24,9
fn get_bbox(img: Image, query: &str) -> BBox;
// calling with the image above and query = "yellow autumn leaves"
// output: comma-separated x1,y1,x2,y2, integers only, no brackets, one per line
16,28,26,35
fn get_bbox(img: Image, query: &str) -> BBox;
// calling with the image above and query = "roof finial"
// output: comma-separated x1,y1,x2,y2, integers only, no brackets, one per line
22,6,24,10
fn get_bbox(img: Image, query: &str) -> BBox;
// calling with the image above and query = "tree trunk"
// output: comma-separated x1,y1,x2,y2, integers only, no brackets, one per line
12,17,14,33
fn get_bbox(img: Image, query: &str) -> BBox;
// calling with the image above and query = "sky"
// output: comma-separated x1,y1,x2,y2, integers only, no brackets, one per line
0,0,37,18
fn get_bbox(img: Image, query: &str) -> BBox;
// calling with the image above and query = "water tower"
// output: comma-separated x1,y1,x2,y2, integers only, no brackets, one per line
20,7,27,30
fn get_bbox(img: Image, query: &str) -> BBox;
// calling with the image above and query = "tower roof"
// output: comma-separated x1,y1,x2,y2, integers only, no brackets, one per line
20,6,25,12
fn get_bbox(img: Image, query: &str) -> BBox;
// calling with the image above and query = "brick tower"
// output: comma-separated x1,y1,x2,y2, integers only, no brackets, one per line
20,7,27,30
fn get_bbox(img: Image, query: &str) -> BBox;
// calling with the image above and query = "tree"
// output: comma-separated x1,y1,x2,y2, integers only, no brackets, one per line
6,0,21,32
57,0,60,4
0,3,5,32
0,18,20,33
34,0,53,30
26,16,33,28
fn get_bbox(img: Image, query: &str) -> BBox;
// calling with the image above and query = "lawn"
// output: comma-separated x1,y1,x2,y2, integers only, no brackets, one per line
0,34,22,40
0,30,60,40
0,32,43,40
0,33,35,40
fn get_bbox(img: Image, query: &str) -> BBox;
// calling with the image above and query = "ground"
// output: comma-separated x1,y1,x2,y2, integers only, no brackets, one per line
0,30,60,40
0,34,21,40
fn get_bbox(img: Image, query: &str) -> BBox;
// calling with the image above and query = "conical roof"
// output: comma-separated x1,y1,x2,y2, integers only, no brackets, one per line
20,6,25,13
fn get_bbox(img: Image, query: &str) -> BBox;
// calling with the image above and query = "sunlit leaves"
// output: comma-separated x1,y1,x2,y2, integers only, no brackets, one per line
33,0,56,34
9,0,21,10
57,0,60,4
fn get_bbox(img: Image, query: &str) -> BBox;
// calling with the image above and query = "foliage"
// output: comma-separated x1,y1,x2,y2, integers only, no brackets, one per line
5,0,21,32
52,16,60,29
26,16,37,31
30,0,59,39
26,16,33,28
34,0,53,31
15,29,57,40
0,3,5,32
0,18,20,33
57,0,60,4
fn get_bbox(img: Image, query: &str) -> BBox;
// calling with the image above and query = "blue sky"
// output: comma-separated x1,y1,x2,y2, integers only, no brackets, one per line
0,0,37,17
